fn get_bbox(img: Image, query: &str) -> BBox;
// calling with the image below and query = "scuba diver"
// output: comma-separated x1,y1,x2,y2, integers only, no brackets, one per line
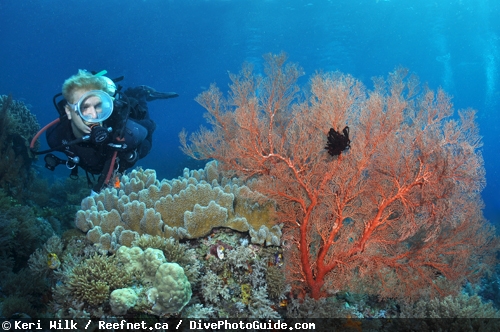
30,69,178,195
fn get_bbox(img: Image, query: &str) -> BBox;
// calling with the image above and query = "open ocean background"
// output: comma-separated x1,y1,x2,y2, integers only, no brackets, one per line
1,0,499,225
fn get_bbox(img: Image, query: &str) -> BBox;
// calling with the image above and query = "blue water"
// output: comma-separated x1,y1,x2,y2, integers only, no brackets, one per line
1,0,499,224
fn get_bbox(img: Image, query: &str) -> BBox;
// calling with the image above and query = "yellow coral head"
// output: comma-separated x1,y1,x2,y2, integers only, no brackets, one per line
47,253,61,270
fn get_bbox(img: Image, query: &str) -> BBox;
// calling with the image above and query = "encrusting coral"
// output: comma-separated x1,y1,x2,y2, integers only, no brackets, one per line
75,161,281,251
132,234,200,283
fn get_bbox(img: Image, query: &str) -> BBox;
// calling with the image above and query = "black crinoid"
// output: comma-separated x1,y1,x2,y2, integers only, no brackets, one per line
325,126,351,157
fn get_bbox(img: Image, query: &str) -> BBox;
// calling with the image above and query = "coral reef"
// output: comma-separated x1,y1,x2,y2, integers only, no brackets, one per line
147,262,192,315
75,161,281,251
4,67,500,322
0,295,37,319
181,303,215,319
0,95,39,200
132,234,200,283
49,249,130,317
66,253,133,306
400,293,500,318
190,229,285,318
49,243,193,318
28,235,64,278
180,53,498,300
477,265,500,309
1,204,55,272
45,226,287,319
115,246,192,315
286,295,351,318
16,217,500,321
110,288,138,315
394,293,500,331
0,267,51,318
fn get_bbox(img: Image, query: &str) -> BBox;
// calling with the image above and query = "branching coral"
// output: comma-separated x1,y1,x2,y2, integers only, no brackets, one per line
400,293,500,318
190,230,284,319
66,253,133,306
2,205,55,272
0,267,51,318
28,235,64,278
0,95,39,199
395,293,500,331
266,265,287,300
180,54,498,301
286,295,349,318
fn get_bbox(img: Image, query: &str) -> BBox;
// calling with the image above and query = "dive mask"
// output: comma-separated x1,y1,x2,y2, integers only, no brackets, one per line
67,90,114,123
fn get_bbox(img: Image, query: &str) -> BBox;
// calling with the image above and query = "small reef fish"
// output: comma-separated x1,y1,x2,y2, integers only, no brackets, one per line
274,253,283,267
113,175,120,189
47,253,61,270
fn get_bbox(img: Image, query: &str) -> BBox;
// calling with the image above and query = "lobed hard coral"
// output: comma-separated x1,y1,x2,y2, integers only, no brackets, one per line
75,161,281,251
109,288,138,315
132,234,200,283
113,246,193,315
147,261,192,315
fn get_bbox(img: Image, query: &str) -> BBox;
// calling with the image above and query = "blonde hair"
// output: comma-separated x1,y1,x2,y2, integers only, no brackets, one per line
62,69,107,103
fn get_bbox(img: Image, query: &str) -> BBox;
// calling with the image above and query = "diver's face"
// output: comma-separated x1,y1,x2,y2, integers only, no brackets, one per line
65,89,100,137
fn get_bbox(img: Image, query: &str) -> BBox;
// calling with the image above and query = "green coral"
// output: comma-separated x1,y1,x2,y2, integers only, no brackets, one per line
67,253,133,306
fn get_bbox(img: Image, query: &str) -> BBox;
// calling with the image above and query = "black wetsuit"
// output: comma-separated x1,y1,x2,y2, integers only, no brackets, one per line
46,88,156,189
